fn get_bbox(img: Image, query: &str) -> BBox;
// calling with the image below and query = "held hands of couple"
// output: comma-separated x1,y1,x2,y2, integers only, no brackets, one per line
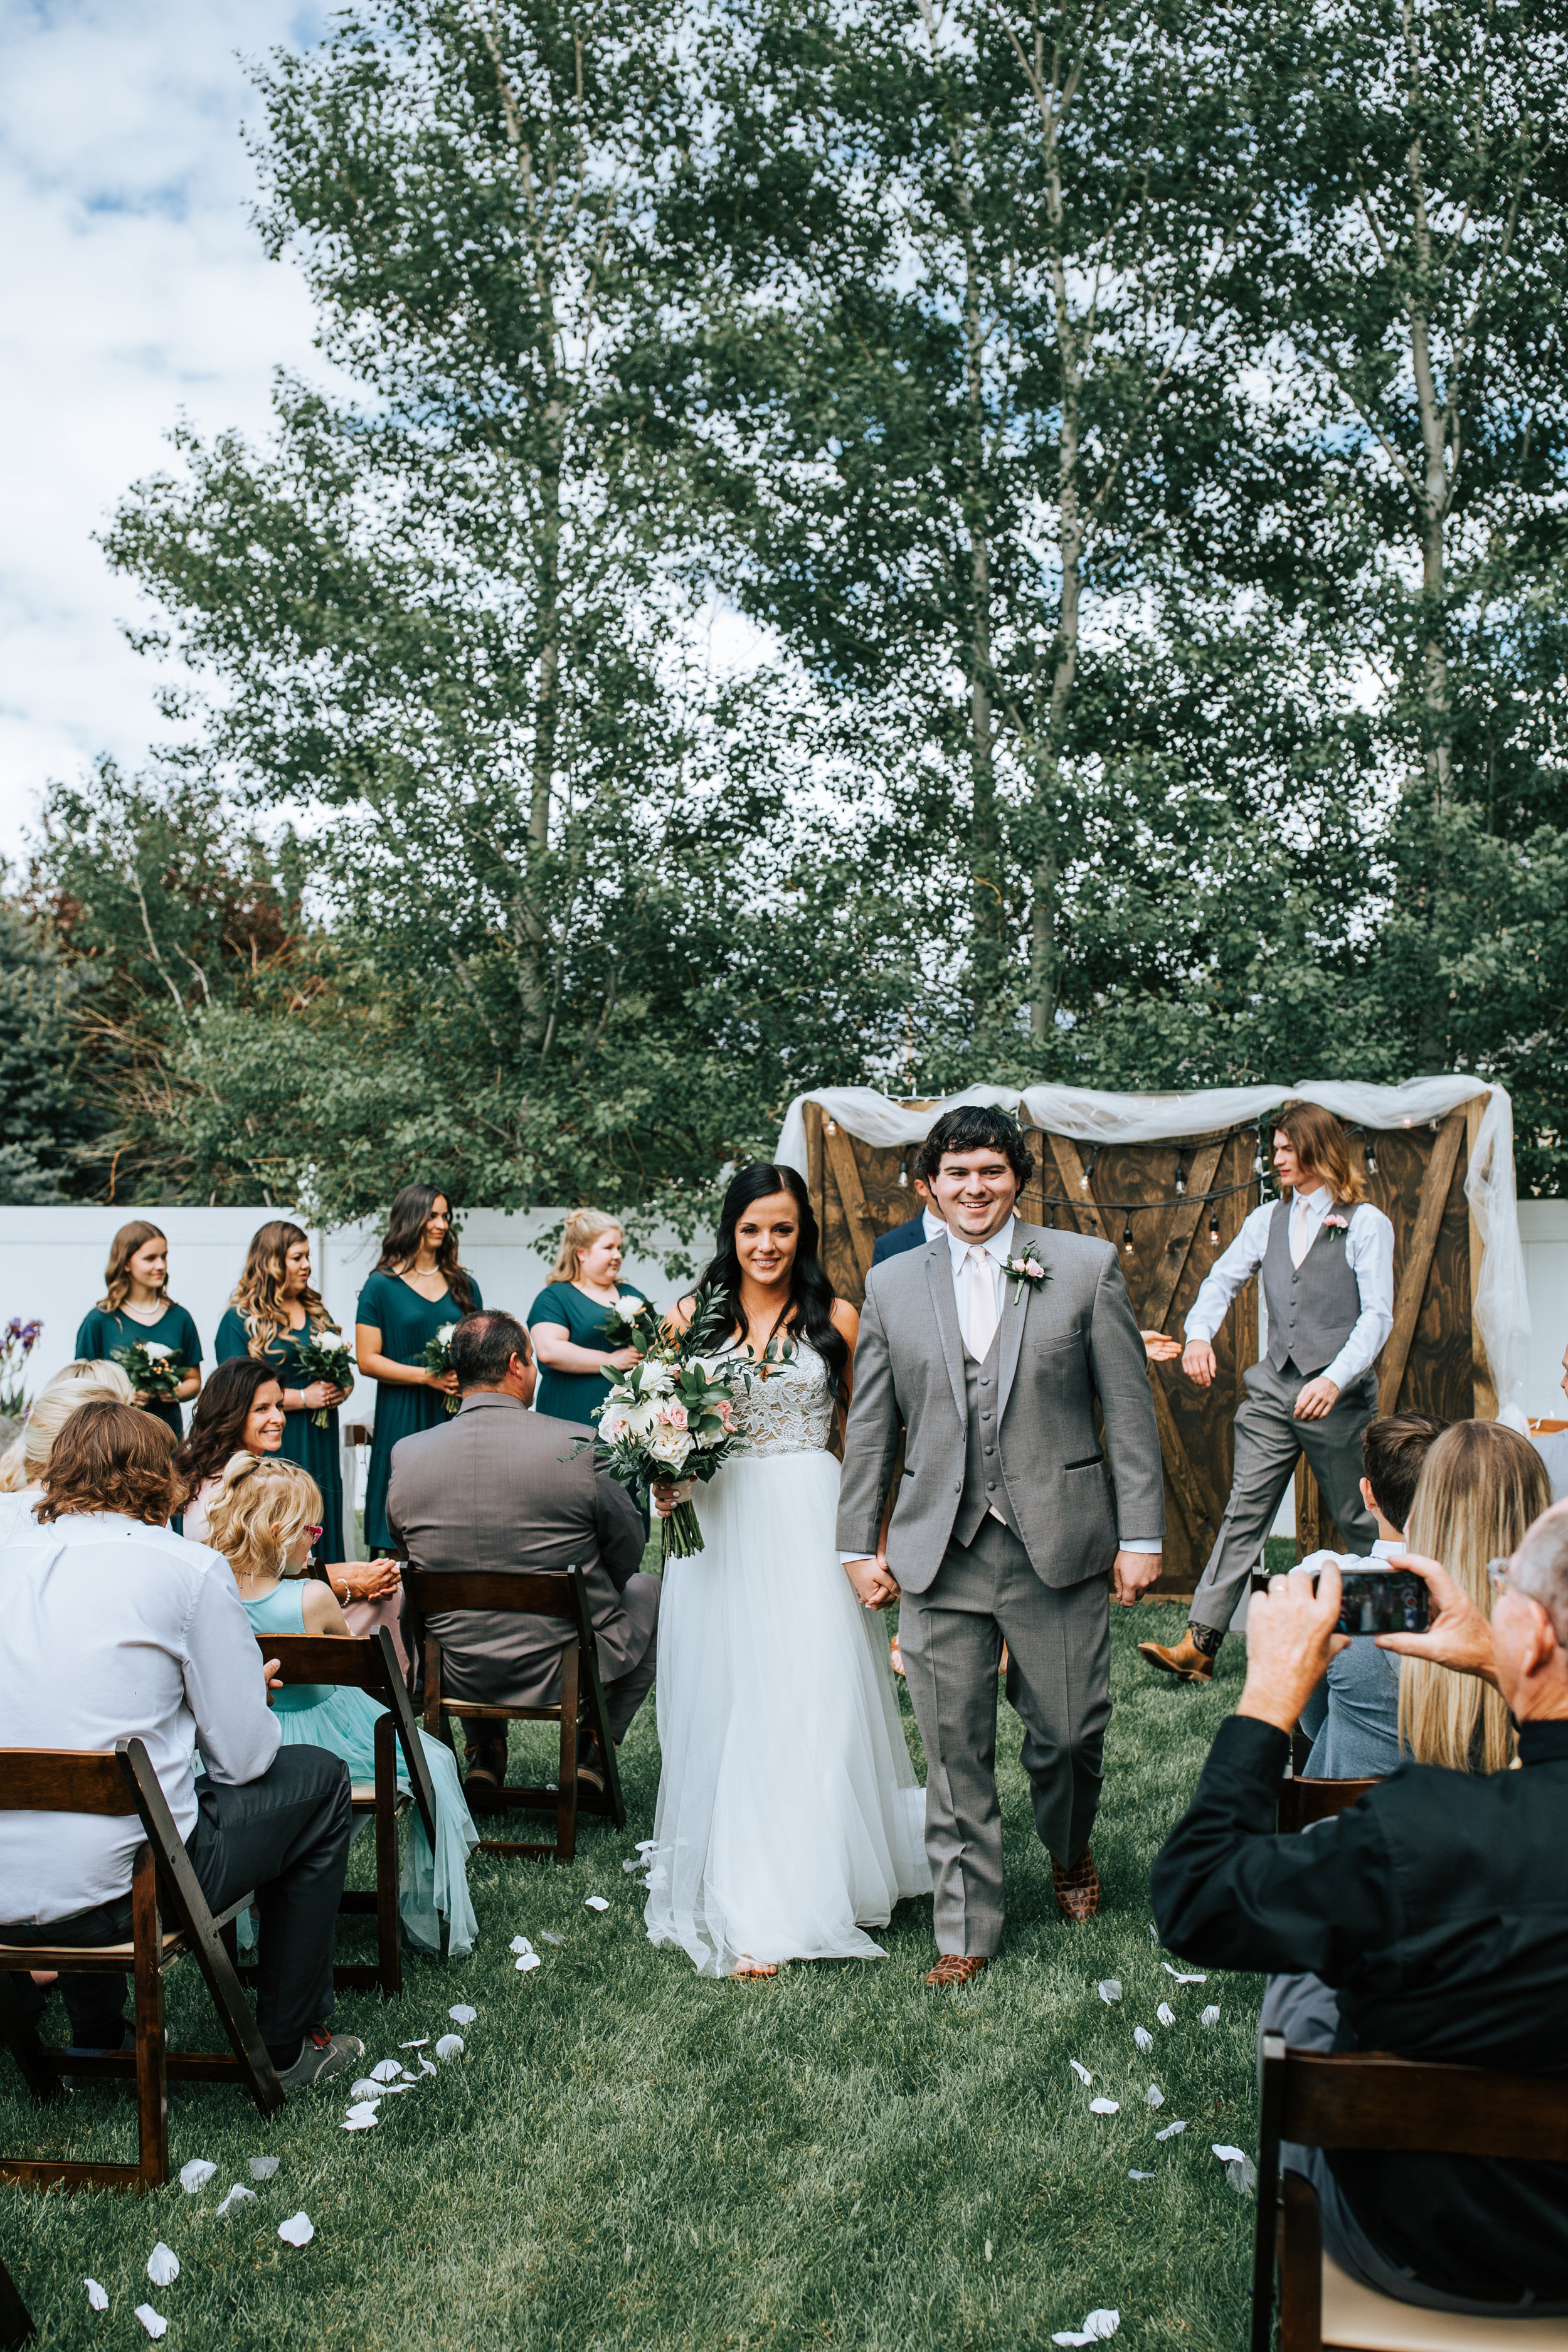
844,1555,900,1610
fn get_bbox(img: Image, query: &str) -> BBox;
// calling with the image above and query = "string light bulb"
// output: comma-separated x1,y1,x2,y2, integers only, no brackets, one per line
1364,1140,1377,1175
898,1161,909,1189
1081,1147,1098,1194
1122,1214,1135,1253
1209,1209,1221,1244
825,1118,837,1135
1174,1157,1187,1197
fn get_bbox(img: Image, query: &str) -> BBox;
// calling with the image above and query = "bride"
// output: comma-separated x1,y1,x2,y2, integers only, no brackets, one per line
644,1162,932,1979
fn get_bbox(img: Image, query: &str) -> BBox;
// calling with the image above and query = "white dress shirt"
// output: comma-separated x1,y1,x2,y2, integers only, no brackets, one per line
1185,1190,1394,1392
0,1512,280,1925
919,1206,946,1244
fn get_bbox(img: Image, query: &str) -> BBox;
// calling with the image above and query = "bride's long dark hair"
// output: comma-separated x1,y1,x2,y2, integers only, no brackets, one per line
697,1163,849,1401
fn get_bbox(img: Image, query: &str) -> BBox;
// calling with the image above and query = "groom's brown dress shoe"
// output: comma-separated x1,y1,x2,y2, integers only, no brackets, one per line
1052,1850,1099,1923
1137,1630,1215,1683
926,1954,989,1988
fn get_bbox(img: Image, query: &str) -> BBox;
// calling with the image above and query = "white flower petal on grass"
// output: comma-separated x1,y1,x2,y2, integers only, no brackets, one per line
509,1935,533,1956
1148,1924,1157,1941
369,2058,403,2082
134,2307,168,2340
146,2245,179,2287
1227,2156,1258,2195
448,2005,477,2024
1145,2085,1165,2109
635,1839,657,1856
179,2158,216,2194
400,2038,430,2050
216,2185,257,2216
277,2212,314,2248
1128,2171,1155,2181
1052,2311,1120,2347
1097,1979,1121,2003
248,2156,280,2180
1133,2027,1153,2053
1068,2059,1093,2085
585,1895,610,1912
1154,2121,1187,2141
1157,2003,1176,2026
86,2279,109,2311
539,1932,564,1947
349,2079,383,2101
418,2058,437,2077
1088,2097,1120,2115
344,2102,380,2127
435,2034,464,2059
1212,2143,1248,2163
342,2117,378,2133
1200,2005,1221,2028
515,1952,542,1973
1162,1965,1207,1983
623,1858,650,1874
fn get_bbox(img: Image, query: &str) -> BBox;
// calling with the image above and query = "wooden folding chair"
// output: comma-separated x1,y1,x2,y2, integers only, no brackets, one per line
1277,1777,1379,1836
406,1565,626,1862
1252,2037,1568,2351
0,1737,283,2194
248,1625,438,1995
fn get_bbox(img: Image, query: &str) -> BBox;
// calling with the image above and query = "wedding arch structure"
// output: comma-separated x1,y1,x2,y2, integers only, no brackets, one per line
775,1079,1529,1597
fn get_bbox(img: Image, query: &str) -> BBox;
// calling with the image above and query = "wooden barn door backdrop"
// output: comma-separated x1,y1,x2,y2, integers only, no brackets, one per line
802,1097,1490,1597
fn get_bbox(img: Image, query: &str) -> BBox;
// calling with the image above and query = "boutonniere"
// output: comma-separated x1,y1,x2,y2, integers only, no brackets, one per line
1323,1211,1350,1236
1006,1253,1050,1305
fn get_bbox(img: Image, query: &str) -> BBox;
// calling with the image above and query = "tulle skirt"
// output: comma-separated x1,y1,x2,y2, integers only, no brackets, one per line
644,1448,931,1977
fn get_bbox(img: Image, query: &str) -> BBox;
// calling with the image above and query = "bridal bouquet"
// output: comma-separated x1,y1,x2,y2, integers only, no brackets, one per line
593,1288,780,1560
111,1338,185,1402
422,1331,460,1413
295,1335,354,1426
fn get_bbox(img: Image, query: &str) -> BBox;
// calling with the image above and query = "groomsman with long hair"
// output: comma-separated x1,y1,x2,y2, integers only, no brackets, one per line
1140,1101,1395,1685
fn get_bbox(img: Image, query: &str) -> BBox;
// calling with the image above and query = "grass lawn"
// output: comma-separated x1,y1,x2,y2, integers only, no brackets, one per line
1,1599,1263,2351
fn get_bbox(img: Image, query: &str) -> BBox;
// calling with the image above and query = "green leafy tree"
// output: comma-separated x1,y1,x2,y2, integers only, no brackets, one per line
0,896,101,1204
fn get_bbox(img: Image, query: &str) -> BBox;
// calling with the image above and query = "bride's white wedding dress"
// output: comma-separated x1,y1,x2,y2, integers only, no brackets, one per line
644,1338,932,1976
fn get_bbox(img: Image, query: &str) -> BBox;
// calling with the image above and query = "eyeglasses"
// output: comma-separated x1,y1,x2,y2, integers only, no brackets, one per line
305,1524,324,1542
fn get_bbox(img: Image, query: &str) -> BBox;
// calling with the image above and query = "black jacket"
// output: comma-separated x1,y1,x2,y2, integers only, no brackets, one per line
1150,1713,1568,2305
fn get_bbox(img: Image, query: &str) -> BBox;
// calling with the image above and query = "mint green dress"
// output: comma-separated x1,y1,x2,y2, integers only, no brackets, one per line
74,1301,203,1439
214,1308,346,1564
354,1268,481,1552
240,1579,479,1957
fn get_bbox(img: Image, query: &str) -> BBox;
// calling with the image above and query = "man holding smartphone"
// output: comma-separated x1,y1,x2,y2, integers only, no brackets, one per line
1140,1100,1395,1684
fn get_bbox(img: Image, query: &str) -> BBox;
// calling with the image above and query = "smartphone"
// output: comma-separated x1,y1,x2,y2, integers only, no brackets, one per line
1323,1567,1431,1637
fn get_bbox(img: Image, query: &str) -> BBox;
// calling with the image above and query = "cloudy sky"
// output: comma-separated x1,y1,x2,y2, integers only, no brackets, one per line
0,0,334,859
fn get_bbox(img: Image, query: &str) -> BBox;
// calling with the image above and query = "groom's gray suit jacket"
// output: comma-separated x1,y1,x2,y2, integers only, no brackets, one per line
836,1223,1164,1594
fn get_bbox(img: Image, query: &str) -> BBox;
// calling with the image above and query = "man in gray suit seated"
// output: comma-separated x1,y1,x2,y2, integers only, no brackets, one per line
386,1309,658,1797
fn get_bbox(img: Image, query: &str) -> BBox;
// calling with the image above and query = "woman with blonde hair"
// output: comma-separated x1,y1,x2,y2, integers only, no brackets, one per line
1399,1419,1551,1772
205,1453,479,1959
215,1221,354,1564
527,1209,649,1425
0,1358,135,1537
74,1221,203,1436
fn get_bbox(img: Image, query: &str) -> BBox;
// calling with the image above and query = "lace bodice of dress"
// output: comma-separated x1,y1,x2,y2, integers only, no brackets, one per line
724,1337,835,1458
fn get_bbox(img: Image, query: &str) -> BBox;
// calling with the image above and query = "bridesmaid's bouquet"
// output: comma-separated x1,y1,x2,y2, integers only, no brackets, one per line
599,1295,661,1356
295,1334,354,1426
592,1288,781,1560
422,1330,460,1413
111,1338,185,1403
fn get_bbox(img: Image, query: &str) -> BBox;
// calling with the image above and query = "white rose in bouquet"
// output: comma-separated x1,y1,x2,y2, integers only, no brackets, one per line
143,1340,174,1360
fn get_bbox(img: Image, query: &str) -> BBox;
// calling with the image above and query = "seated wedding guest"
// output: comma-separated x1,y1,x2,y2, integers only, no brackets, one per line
74,1220,202,1436
177,1357,287,1544
0,1359,134,1539
527,1209,648,1426
0,1401,361,2090
1150,1517,1568,2318
1296,1411,1446,1778
386,1310,656,1796
1397,1418,1549,1772
204,1453,479,1958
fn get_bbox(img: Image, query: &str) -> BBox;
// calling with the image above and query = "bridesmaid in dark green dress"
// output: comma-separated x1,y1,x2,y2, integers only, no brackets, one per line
215,1221,354,1564
527,1209,647,1425
354,1184,481,1554
74,1221,202,1439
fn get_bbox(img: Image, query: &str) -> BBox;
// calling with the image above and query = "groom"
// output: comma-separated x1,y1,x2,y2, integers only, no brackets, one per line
837,1106,1165,1985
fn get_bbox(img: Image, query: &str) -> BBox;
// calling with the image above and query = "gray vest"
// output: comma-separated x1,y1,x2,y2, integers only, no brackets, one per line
953,1330,1023,1548
1263,1199,1364,1377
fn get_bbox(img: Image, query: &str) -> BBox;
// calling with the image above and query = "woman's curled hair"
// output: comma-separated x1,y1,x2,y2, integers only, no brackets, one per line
695,1163,848,1400
176,1357,282,1498
38,1401,181,1526
374,1183,478,1313
203,1453,322,1583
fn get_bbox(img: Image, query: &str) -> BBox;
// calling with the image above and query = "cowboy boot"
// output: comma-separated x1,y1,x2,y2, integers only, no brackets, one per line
1136,1627,1216,1683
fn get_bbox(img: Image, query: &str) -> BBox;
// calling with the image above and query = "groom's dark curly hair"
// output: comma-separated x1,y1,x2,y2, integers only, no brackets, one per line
915,1106,1034,1187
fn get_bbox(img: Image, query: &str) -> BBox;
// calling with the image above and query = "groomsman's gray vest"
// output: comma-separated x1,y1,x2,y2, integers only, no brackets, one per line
953,1330,1024,1549
1262,1199,1365,1377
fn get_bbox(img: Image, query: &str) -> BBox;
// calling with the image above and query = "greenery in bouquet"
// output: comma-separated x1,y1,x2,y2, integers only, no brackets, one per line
295,1333,354,1426
592,1286,792,1560
0,1318,42,1419
422,1330,460,1413
111,1338,185,1402
599,1295,662,1357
